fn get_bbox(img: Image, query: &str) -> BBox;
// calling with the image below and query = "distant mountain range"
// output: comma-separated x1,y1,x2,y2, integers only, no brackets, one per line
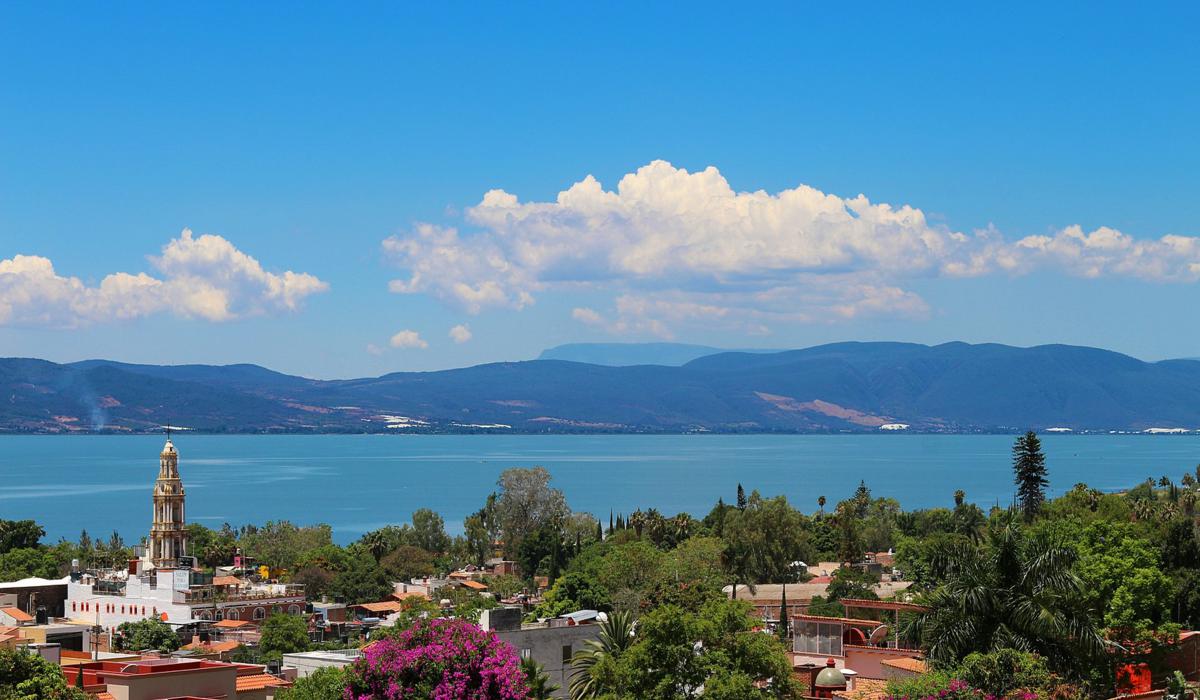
4,342,1200,434
538,343,780,366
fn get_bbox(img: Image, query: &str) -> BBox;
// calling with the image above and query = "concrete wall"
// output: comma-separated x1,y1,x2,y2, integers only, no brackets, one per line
282,650,361,678
497,624,600,699
100,666,237,700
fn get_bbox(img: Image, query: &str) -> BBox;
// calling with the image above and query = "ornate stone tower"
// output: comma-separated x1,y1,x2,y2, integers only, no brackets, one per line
148,437,187,568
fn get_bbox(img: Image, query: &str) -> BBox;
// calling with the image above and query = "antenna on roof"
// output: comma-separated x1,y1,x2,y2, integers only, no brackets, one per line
165,422,172,441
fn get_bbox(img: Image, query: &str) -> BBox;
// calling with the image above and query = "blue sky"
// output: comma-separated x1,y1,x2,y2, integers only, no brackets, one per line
1,3,1197,378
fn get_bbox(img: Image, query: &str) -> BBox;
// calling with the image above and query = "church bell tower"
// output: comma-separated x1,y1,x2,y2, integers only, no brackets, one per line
149,432,187,568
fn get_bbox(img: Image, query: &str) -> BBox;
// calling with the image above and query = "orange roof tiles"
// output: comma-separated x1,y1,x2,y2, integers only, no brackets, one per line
880,657,928,673
213,619,253,628
355,601,404,613
0,607,33,622
236,673,291,691
212,575,245,587
97,694,116,700
834,678,889,700
391,591,430,600
183,640,242,654
459,580,488,591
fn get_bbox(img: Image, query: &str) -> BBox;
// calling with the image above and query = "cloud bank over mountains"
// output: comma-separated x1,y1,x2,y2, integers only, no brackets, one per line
0,229,327,327
384,160,1200,337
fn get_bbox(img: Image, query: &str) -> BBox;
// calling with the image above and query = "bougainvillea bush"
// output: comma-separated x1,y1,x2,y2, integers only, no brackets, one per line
343,618,528,700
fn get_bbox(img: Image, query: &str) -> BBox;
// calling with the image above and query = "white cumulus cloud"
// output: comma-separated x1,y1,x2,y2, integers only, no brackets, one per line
383,160,1200,336
0,229,328,328
389,329,428,349
448,324,473,344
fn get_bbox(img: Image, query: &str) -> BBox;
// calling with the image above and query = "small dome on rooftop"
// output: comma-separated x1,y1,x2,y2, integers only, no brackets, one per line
814,658,846,688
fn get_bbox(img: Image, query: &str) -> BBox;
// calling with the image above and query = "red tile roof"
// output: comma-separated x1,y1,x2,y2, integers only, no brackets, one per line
213,619,253,629
354,601,404,614
237,673,291,691
212,576,244,587
183,640,241,654
459,580,488,591
880,657,928,673
834,678,889,700
391,591,430,600
0,607,33,622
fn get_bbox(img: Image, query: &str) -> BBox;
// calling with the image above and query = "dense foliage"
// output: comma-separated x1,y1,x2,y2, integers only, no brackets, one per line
0,648,87,700
114,617,180,653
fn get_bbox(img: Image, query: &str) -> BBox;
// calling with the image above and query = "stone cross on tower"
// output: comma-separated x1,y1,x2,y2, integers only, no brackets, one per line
149,428,187,568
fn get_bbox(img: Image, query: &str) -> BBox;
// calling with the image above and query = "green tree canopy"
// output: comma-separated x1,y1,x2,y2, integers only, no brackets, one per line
0,520,45,555
612,599,796,700
115,617,180,653
278,665,347,700
904,514,1105,680
0,647,87,700
259,613,311,660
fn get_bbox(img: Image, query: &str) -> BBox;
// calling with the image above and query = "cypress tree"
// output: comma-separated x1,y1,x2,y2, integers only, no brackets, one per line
608,510,614,535
778,582,789,641
1013,431,1049,521
596,519,603,541
737,483,747,510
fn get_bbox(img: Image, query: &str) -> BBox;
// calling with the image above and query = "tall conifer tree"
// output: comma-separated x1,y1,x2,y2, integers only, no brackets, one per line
1013,431,1049,521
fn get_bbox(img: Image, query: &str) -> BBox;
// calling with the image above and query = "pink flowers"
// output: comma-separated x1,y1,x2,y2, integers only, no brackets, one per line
344,619,529,700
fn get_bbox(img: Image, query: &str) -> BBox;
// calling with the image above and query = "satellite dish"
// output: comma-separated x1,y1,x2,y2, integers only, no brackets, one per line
868,625,889,646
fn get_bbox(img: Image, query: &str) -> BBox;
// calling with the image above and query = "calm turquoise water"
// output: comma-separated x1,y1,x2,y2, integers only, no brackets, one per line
1,434,1196,544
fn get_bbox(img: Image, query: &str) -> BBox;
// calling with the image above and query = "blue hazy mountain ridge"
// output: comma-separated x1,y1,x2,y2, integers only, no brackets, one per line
4,342,1200,433
537,342,780,366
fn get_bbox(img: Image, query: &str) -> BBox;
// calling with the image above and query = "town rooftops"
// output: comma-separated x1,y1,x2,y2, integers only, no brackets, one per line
458,580,488,591
212,619,254,629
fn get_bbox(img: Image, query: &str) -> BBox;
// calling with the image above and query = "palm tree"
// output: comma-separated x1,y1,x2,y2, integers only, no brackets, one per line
817,495,826,514
362,530,390,562
903,513,1106,679
722,540,757,602
568,611,635,699
521,657,560,700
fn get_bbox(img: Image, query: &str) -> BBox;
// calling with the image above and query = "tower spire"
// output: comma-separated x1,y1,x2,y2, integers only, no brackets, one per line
149,432,186,568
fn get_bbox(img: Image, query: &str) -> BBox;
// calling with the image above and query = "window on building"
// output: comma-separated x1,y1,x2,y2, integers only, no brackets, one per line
288,605,300,615
215,610,224,621
562,644,573,663
228,610,239,620
253,607,266,620
793,620,844,657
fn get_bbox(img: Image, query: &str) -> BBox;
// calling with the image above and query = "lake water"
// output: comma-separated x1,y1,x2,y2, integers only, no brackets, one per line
1,434,1197,545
